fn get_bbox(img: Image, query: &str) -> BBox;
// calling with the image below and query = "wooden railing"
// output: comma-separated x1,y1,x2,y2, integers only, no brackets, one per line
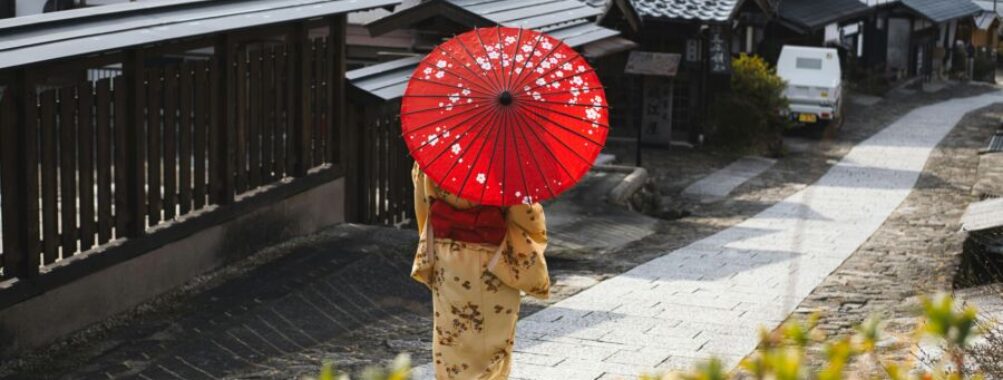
0,17,348,300
353,100,414,226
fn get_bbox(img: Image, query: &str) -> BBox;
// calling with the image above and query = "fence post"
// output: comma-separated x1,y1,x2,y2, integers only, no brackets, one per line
0,70,40,279
291,22,312,177
122,50,148,238
328,14,346,165
344,106,360,222
213,33,236,205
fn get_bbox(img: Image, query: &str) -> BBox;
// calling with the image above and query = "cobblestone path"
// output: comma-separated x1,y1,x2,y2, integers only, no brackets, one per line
416,93,1003,379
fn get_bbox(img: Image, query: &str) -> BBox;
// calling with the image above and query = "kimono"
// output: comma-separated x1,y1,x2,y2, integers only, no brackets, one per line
411,163,550,380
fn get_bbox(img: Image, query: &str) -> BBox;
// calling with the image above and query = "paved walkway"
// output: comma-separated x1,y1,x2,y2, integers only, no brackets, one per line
415,93,1003,379
682,156,777,203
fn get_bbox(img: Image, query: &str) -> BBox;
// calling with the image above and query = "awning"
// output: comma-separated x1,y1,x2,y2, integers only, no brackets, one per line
962,198,1003,232
777,0,871,33
581,36,638,58
346,55,422,102
900,0,982,24
0,0,401,71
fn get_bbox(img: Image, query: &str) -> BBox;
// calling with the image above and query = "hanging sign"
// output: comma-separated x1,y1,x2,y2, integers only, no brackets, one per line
708,25,731,74
686,39,702,63
624,51,681,77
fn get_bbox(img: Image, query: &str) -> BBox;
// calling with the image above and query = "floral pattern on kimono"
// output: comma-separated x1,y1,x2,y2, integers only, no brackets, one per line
411,163,550,380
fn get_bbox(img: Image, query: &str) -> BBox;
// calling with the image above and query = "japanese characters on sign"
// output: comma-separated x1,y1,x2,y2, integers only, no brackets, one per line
686,39,701,63
624,51,682,77
709,25,730,74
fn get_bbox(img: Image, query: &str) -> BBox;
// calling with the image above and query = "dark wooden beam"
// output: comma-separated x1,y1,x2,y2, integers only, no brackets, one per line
329,14,347,165
122,49,147,238
0,70,40,279
292,22,312,177
213,33,236,204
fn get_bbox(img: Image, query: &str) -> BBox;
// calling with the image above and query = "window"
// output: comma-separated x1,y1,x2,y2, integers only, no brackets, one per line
796,57,823,70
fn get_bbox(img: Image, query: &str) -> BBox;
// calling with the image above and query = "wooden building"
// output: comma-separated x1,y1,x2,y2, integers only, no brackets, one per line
770,0,873,63
343,0,636,223
597,0,772,146
971,0,1002,51
857,0,982,79
0,0,400,354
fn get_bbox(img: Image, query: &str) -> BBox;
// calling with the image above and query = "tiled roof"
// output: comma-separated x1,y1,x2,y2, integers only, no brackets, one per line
583,0,611,9
355,0,636,101
628,0,742,22
973,0,1003,17
778,0,870,31
0,0,401,71
900,0,981,23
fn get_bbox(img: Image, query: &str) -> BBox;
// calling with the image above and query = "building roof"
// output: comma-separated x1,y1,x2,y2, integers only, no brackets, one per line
583,0,612,9
0,0,401,71
976,11,997,29
777,0,871,32
366,0,607,36
348,20,637,101
627,0,744,22
353,0,635,102
975,0,1003,14
346,56,423,102
899,0,982,23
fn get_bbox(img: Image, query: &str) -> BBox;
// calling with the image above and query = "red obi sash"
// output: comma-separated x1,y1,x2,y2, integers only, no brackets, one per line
429,201,507,245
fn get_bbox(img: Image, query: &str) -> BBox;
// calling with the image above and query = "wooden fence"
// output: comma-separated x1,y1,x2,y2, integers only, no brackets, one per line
354,100,414,226
0,18,348,295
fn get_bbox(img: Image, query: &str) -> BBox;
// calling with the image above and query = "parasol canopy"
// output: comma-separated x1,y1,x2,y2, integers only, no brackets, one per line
401,26,609,206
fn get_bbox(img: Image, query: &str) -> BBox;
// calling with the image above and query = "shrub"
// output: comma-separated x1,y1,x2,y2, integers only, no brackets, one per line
644,294,988,380
309,353,411,380
709,54,790,153
972,49,995,83
313,294,993,380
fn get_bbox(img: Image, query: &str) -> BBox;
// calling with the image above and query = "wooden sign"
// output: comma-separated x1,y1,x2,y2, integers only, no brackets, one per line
624,51,682,77
686,39,701,63
709,25,731,74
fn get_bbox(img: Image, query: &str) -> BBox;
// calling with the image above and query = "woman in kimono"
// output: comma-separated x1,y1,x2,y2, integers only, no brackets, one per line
411,163,550,380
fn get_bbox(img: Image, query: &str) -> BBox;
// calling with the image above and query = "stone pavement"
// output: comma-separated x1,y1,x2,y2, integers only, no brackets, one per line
412,92,1003,379
0,225,433,379
793,102,1003,353
681,156,776,203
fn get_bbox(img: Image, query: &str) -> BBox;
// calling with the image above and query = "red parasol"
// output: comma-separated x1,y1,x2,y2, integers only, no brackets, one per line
401,27,609,206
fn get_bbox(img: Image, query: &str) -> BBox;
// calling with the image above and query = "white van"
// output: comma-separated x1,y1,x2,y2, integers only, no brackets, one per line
777,45,843,127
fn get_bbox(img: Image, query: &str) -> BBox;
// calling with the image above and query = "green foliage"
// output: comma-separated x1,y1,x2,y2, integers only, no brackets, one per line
971,49,995,83
311,354,411,380
643,294,989,380
709,54,790,153
921,295,978,349
314,295,993,380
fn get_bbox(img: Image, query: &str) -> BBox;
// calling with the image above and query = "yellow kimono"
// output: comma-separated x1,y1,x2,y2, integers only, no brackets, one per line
411,164,550,380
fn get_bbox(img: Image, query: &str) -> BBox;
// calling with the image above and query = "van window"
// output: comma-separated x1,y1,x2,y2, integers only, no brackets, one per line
796,57,823,70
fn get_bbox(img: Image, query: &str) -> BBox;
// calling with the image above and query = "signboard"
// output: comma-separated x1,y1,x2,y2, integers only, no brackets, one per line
686,39,701,63
624,51,682,77
641,78,674,146
709,25,731,74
